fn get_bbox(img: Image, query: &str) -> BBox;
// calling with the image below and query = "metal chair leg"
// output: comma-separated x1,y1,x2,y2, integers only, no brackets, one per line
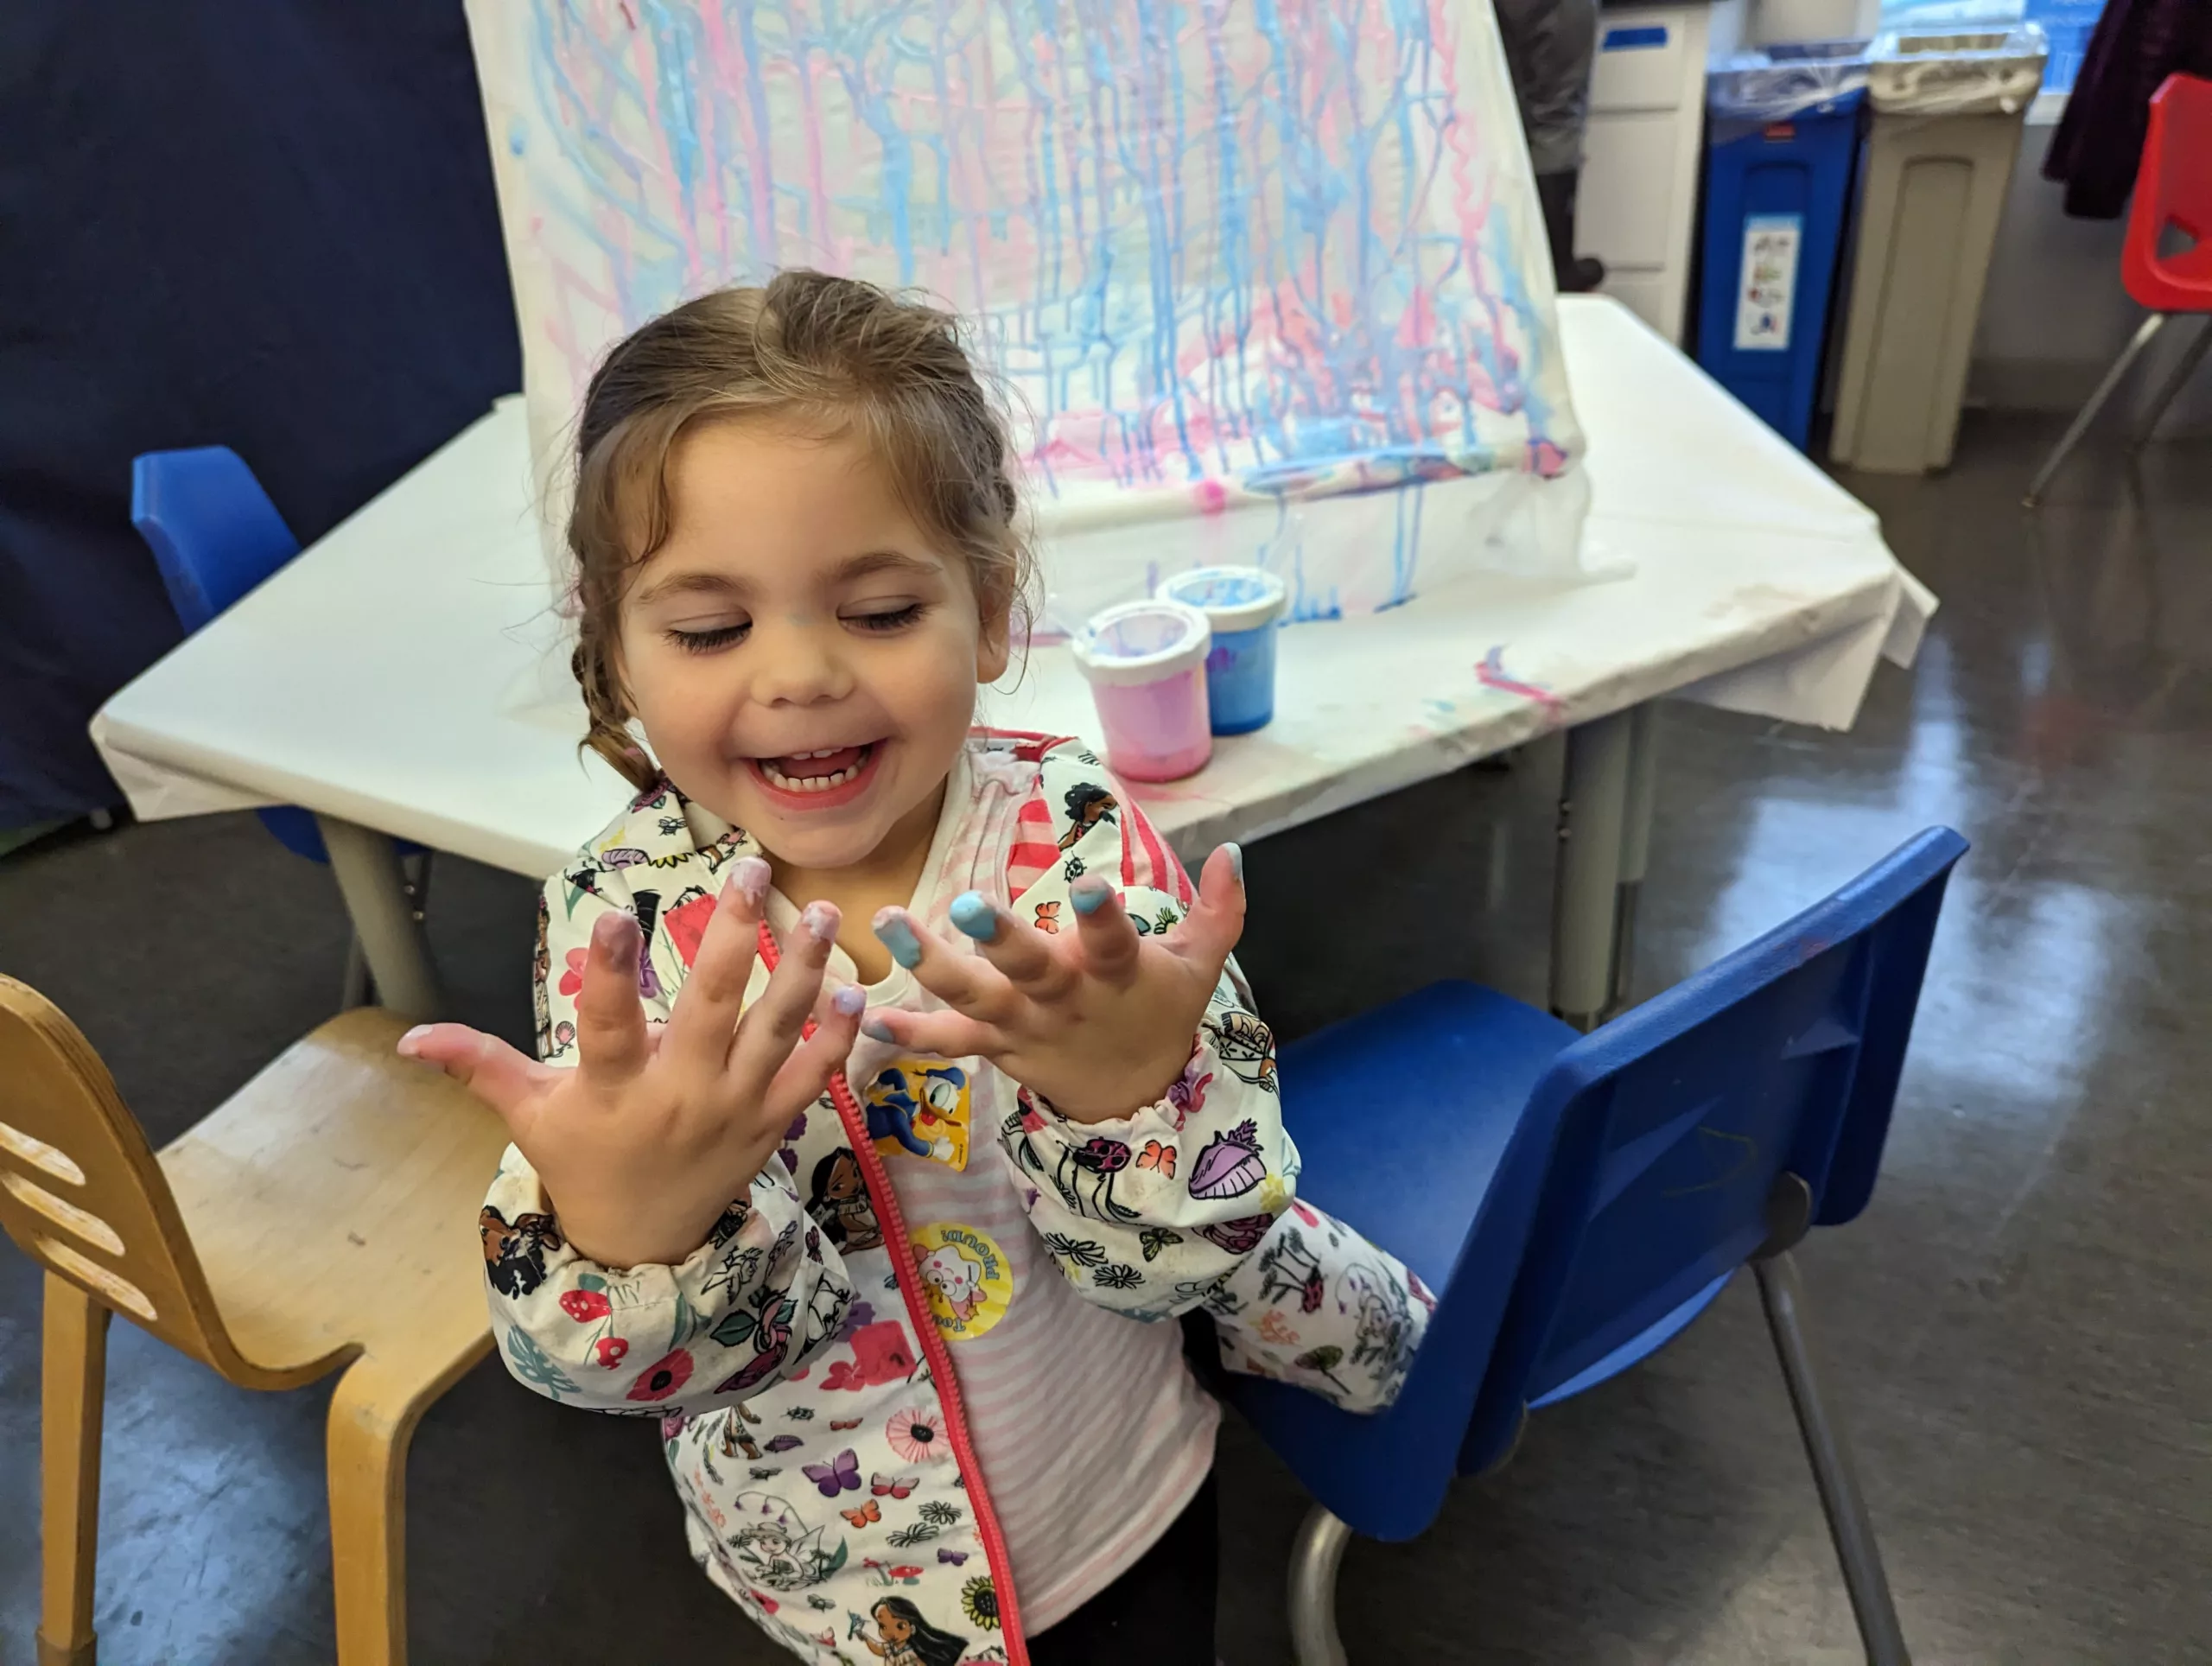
1754,1252,1911,1666
1287,1504,1354,1666
2024,313,2168,506
2130,315,2212,451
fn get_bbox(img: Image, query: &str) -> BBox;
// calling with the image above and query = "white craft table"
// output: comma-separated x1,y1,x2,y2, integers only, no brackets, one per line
92,297,1933,1027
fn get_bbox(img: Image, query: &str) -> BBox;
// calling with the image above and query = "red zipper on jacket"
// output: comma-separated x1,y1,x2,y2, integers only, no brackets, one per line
759,922,1031,1663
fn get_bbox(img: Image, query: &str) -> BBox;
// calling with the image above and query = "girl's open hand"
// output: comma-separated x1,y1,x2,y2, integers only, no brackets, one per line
863,843,1244,1123
397,856,861,1269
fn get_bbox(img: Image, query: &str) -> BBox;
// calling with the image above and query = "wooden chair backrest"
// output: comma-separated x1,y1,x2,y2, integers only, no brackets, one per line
0,975,251,1378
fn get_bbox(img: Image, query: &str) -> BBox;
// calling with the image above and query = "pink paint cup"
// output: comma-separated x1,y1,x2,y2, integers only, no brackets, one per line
1070,599,1215,782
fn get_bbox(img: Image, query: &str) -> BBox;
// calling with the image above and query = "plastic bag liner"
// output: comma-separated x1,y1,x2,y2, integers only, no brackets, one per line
1708,41,1870,144
1867,23,2048,118
460,0,1608,643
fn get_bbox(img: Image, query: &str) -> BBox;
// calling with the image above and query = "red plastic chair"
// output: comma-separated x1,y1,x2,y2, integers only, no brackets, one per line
2025,73,2212,506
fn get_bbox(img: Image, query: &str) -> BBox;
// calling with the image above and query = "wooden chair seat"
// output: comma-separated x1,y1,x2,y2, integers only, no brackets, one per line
158,1011,507,1385
0,980,512,1666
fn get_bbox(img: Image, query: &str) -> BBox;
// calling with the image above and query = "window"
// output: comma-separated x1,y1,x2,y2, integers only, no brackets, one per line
1874,0,2102,94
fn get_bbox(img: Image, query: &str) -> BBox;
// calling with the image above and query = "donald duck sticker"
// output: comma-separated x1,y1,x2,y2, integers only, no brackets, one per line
864,1062,973,1170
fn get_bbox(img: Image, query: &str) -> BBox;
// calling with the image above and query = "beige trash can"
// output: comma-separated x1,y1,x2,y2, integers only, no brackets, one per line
1827,24,2047,474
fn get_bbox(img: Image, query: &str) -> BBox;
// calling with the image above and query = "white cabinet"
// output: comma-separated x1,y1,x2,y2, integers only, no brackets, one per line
1580,0,1745,343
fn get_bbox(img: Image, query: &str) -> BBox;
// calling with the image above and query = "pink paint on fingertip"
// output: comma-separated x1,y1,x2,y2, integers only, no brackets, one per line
590,909,637,957
1195,479,1228,515
800,900,842,942
729,855,772,905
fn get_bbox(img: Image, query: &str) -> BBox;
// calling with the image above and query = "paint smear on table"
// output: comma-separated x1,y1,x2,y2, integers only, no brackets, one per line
1476,645,1564,718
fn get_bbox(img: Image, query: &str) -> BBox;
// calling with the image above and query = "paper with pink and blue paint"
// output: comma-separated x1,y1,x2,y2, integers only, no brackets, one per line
465,0,1590,625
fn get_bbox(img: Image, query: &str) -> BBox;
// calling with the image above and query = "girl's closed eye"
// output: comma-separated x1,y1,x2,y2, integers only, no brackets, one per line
667,620,752,653
844,601,925,633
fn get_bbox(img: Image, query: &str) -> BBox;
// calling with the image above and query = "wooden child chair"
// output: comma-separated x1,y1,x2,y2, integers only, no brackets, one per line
0,976,512,1665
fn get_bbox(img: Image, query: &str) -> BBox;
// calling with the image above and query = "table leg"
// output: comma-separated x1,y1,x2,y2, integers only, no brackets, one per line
315,816,442,1022
1549,709,1636,1032
1611,704,1661,1014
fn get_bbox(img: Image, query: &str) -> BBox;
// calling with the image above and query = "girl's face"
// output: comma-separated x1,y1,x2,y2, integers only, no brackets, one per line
874,1606,912,1644
620,417,1011,872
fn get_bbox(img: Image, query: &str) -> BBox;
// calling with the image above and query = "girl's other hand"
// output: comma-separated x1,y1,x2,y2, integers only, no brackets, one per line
864,844,1244,1123
397,856,861,1268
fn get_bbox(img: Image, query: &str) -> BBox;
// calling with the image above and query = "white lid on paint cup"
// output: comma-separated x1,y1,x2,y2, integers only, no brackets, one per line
1070,598,1213,688
1157,566,1287,635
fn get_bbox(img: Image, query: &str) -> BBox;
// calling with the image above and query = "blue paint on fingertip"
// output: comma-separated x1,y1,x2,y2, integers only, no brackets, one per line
832,985,868,1017
874,912,924,969
949,891,999,941
861,1017,897,1043
1069,878,1113,915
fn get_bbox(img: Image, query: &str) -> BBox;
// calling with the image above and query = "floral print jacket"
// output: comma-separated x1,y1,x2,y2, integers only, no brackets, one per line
483,733,1432,1664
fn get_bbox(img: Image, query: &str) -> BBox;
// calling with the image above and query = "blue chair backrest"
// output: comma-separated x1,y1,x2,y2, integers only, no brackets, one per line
129,447,334,866
130,448,301,633
1456,826,1967,1472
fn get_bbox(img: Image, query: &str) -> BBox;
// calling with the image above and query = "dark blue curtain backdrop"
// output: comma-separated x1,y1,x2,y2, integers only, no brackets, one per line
0,3,520,826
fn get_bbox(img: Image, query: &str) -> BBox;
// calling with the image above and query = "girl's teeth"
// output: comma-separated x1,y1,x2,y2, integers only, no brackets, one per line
760,748,868,794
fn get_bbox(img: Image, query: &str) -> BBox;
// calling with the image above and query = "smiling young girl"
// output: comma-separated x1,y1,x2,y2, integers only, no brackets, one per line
401,272,1430,1665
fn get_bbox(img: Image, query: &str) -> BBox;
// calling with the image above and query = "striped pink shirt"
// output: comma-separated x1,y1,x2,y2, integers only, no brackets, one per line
762,743,1218,1631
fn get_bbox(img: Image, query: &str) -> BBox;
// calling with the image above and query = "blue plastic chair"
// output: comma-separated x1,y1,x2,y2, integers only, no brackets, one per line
130,448,428,1006
1229,827,1967,1666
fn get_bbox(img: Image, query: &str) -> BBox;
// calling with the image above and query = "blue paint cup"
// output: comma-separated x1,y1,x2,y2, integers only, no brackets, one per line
1159,566,1288,735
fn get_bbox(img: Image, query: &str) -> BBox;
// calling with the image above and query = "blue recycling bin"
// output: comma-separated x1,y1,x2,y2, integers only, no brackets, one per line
1695,44,1869,450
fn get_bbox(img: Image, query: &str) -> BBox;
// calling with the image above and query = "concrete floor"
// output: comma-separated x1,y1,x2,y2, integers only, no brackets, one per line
3,412,2209,1663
